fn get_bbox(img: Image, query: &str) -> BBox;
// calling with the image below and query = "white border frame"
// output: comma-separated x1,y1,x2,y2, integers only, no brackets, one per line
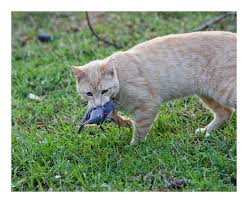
1,0,247,203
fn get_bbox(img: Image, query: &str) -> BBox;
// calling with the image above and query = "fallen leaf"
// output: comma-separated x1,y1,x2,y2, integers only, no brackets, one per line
28,93,43,101
169,179,187,189
101,183,110,188
162,178,188,190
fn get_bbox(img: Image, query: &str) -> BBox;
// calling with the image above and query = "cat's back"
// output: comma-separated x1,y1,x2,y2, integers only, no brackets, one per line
127,31,236,75
129,31,236,53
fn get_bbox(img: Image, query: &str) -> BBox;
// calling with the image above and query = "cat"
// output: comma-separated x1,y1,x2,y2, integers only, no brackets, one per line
72,31,236,145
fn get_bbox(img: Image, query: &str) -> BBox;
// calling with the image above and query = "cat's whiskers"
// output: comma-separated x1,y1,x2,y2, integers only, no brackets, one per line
112,99,122,109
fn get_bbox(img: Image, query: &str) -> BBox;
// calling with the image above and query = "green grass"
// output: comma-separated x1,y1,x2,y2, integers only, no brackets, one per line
12,12,237,191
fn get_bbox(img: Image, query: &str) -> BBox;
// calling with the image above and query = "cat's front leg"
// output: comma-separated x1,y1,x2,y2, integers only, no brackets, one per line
130,106,158,145
111,111,133,128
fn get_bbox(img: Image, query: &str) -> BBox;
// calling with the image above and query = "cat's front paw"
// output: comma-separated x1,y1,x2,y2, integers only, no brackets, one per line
130,136,147,145
195,128,210,137
130,138,139,145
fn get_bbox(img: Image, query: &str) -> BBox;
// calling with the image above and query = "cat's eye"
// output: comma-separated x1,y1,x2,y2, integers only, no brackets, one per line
86,92,93,96
101,89,108,95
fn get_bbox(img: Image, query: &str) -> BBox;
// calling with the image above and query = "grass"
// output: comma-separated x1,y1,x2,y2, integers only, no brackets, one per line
12,12,237,191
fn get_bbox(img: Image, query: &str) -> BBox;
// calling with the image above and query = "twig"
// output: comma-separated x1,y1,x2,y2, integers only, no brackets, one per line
191,12,233,32
85,12,122,49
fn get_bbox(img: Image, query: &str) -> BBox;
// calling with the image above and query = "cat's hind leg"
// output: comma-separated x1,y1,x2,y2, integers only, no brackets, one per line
195,96,233,136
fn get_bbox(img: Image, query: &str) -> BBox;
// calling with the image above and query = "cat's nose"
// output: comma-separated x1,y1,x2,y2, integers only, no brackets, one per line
94,101,102,107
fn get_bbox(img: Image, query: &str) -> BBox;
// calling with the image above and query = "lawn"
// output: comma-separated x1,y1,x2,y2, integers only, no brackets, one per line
11,12,237,191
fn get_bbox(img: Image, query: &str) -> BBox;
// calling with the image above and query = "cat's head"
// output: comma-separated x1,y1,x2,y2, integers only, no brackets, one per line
71,58,119,109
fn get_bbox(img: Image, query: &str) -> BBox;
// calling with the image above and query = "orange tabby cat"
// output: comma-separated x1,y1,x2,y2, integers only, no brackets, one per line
72,31,236,145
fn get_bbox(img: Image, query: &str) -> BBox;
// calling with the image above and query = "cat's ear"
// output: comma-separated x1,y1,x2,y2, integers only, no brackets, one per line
71,66,86,81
